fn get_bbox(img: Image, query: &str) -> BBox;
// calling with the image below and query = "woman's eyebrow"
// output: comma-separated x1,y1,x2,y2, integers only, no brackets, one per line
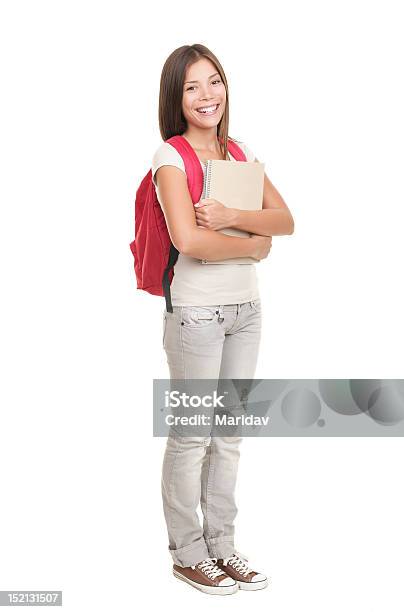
184,72,220,84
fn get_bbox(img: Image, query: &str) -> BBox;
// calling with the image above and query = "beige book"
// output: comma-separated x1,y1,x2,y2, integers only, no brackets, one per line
199,159,265,264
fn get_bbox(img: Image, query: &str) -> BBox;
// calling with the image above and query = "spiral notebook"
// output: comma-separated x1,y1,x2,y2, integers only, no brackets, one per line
200,159,265,264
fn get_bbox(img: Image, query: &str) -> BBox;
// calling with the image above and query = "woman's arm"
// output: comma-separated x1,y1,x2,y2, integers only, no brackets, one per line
155,165,264,261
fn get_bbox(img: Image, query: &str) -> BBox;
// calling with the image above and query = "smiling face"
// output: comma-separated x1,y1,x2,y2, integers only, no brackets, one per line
182,57,226,131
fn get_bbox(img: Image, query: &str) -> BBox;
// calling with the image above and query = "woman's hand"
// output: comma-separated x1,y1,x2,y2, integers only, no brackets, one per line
194,198,235,231
249,234,273,260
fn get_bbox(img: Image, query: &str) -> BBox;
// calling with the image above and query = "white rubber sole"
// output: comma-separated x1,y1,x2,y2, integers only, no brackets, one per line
238,577,269,591
173,569,238,595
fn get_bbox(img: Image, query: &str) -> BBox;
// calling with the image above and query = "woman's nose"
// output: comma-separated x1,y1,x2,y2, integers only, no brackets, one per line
199,86,214,100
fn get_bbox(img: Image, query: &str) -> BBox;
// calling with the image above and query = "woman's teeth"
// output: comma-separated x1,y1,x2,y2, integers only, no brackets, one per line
196,104,219,115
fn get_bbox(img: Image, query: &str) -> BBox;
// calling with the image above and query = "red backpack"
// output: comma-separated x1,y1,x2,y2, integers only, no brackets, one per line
129,134,247,312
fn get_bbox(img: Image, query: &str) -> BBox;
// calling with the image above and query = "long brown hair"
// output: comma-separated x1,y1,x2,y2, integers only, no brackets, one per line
158,44,234,160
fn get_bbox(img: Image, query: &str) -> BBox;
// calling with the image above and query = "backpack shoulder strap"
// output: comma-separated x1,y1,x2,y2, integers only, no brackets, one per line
165,135,204,203
225,138,247,161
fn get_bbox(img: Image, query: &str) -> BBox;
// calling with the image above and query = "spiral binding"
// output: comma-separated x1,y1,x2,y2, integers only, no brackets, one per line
202,160,213,199
201,161,213,264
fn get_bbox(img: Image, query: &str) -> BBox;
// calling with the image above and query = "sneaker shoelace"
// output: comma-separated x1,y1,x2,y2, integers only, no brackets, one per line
191,557,226,580
223,551,251,577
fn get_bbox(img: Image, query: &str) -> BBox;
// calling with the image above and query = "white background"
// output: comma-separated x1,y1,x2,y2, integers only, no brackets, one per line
0,1,403,610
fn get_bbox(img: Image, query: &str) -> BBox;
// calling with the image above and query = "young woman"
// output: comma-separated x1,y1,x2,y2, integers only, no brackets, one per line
152,44,294,595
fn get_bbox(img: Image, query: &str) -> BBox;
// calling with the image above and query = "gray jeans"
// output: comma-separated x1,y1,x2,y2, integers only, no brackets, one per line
161,299,262,567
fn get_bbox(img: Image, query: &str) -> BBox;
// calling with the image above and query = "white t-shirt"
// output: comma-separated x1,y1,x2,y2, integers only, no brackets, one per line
151,138,261,306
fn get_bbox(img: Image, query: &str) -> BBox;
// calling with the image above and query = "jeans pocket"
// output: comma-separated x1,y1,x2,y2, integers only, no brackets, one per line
251,299,262,313
181,306,219,328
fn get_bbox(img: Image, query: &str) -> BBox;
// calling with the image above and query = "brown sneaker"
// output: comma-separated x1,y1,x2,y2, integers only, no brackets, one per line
173,557,238,595
217,551,268,591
